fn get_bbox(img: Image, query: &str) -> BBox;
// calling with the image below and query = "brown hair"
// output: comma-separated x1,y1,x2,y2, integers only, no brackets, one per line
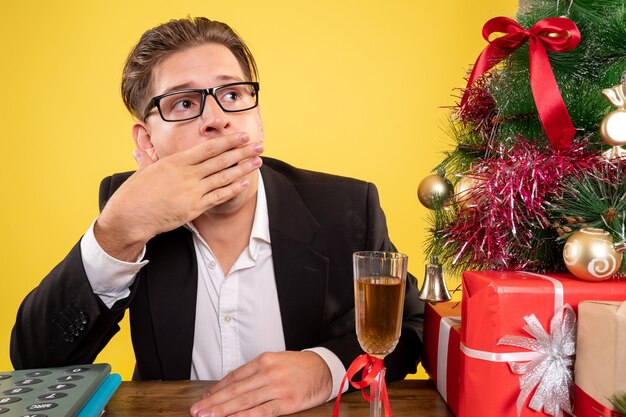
121,17,258,119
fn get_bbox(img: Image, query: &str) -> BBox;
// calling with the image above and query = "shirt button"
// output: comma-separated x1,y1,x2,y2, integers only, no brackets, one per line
224,315,232,323
208,261,216,269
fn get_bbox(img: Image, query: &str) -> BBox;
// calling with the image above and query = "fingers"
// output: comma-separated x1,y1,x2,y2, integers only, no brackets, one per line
133,148,153,171
191,382,280,417
200,150,262,190
190,356,275,417
207,358,263,396
191,397,281,417
183,132,253,165
193,140,264,180
188,352,331,417
160,132,264,210
192,140,264,208
190,387,277,417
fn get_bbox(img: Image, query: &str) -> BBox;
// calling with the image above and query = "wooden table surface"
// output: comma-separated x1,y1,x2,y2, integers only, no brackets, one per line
104,379,453,417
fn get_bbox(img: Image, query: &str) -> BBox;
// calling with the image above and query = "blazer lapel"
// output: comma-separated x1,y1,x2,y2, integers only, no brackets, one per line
261,164,330,350
141,228,197,379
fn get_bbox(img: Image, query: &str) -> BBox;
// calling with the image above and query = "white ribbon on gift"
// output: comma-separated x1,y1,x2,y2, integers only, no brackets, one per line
437,315,461,401
459,272,575,417
497,304,576,417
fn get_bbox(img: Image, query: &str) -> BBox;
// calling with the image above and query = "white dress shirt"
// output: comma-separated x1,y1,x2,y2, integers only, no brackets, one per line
80,173,347,399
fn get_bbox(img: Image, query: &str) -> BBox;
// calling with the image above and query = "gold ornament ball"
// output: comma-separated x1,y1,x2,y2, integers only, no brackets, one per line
454,175,482,210
563,228,622,282
600,109,626,147
417,174,454,210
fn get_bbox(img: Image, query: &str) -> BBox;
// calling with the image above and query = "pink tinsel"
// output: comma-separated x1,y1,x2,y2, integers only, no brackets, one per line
442,137,601,271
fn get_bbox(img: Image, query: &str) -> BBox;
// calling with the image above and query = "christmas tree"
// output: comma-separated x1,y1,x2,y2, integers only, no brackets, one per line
422,0,626,277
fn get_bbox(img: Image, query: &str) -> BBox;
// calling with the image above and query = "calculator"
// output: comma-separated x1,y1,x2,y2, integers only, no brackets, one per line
0,363,121,417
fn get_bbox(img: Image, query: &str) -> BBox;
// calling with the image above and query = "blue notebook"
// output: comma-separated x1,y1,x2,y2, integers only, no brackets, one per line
76,373,122,417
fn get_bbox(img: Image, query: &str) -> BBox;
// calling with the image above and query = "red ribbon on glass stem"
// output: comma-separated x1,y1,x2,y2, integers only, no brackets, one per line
460,16,581,150
332,354,391,417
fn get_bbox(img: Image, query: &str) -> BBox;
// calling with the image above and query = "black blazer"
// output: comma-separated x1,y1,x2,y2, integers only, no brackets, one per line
11,157,423,381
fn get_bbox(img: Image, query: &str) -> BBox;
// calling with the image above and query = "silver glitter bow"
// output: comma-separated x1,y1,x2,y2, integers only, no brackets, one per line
497,304,577,417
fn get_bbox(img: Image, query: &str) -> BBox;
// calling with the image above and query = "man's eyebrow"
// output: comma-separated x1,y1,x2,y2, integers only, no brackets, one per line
216,75,244,83
161,82,195,93
160,76,245,95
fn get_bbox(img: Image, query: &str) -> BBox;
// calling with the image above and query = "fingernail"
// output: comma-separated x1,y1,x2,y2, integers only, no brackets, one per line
240,133,250,142
240,179,250,188
250,157,262,167
253,143,264,153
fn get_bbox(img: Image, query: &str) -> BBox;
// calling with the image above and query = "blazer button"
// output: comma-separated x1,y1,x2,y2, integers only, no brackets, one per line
74,319,85,331
78,311,88,324
68,325,79,337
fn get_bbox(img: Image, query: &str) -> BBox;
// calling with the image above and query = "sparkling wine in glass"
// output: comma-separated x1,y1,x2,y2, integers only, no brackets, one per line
353,251,407,417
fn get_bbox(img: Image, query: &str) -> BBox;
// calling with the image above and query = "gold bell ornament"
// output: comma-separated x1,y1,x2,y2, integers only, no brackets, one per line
563,227,626,281
600,71,626,160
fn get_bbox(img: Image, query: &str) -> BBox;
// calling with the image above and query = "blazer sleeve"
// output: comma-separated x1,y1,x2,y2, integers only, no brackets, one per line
10,173,135,370
318,182,424,382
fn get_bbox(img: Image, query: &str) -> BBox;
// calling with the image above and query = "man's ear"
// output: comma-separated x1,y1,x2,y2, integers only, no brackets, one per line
132,122,159,162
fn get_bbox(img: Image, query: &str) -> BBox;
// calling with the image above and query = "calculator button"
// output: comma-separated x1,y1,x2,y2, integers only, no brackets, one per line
25,371,52,378
3,387,32,395
0,396,21,404
37,392,67,401
21,414,48,417
26,402,58,411
0,375,10,381
64,367,89,374
57,375,83,382
0,407,8,414
14,379,43,386
47,383,75,391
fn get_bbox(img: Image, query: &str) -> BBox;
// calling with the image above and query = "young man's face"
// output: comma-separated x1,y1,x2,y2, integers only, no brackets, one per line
136,42,265,159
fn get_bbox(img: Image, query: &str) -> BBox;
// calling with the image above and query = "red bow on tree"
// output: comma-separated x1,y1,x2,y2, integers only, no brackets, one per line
461,16,581,150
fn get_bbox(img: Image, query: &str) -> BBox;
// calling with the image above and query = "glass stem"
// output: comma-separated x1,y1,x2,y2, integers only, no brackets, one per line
370,366,385,417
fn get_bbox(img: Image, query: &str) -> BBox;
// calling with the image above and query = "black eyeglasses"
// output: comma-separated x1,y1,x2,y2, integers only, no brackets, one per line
144,82,260,122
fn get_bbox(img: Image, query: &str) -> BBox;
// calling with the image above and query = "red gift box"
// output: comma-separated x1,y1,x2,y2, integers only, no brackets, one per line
459,271,626,417
422,301,462,416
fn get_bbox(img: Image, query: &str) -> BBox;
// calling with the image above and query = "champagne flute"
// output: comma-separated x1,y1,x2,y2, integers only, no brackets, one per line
353,251,407,417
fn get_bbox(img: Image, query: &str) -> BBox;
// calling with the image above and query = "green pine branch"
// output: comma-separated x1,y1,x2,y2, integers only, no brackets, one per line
548,162,626,243
610,392,626,417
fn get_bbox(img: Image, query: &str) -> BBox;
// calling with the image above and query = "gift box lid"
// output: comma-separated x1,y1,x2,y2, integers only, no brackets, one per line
462,271,626,353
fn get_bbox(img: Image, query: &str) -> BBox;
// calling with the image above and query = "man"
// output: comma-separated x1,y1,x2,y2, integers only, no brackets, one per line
11,17,423,417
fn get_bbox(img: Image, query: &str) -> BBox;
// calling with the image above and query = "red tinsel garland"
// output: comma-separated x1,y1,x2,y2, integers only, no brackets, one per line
442,137,601,271
459,73,497,139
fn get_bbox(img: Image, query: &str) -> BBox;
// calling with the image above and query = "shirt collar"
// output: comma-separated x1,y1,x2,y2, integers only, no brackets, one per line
250,172,271,245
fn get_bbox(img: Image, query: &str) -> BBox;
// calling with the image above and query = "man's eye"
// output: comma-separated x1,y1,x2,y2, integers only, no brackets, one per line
220,90,241,102
173,99,195,110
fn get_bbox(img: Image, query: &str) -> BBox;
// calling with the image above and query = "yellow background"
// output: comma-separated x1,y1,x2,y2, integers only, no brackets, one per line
0,0,517,380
